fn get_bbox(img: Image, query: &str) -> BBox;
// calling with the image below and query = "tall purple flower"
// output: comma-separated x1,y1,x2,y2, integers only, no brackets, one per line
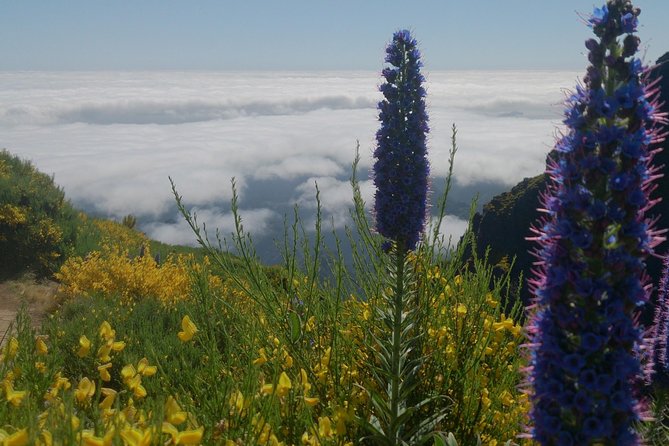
373,29,429,252
525,1,665,444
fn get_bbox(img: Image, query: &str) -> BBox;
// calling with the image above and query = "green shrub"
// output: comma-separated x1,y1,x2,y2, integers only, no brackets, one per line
0,150,79,278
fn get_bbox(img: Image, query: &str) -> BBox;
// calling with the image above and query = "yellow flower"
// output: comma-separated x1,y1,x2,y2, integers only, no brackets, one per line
99,387,117,410
75,377,96,404
318,417,333,438
229,390,245,414
261,383,274,396
6,337,19,359
304,396,319,407
0,428,29,446
300,369,311,389
165,396,188,425
499,390,515,407
178,315,198,342
71,415,81,431
121,367,147,399
46,372,71,401
111,340,126,352
276,371,292,397
120,427,152,446
283,351,294,369
162,422,180,444
99,321,116,341
77,335,91,357
81,430,105,446
4,381,27,407
97,342,113,362
98,363,113,382
320,347,331,368
253,348,268,366
35,336,48,355
37,430,53,446
177,426,204,445
137,357,157,376
132,382,147,399
121,364,137,381
456,303,468,316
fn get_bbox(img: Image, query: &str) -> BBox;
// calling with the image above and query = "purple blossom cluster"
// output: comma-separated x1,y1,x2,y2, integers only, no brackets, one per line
525,1,666,444
373,30,429,252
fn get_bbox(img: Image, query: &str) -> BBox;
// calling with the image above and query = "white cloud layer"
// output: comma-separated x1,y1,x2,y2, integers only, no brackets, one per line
145,207,277,247
428,214,471,248
0,70,577,250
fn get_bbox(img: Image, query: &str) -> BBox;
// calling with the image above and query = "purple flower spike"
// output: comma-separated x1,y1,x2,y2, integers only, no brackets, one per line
373,30,429,252
526,1,665,444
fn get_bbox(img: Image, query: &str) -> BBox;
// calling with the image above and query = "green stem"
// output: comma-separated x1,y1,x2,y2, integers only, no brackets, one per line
390,244,407,444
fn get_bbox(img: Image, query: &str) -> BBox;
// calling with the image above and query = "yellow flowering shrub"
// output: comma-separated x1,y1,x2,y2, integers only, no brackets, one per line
1,315,204,446
90,217,148,254
419,268,529,444
2,206,532,445
56,245,193,306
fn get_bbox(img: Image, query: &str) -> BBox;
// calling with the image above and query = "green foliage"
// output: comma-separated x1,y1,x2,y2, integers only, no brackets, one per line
122,214,137,230
0,150,79,279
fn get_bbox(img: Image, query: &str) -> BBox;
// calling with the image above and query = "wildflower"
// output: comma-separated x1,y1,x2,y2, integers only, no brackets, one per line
0,429,29,446
165,395,188,425
526,1,665,443
373,29,430,251
99,321,115,341
97,343,112,363
304,396,319,407
38,430,53,446
178,315,198,342
98,362,112,382
229,390,245,414
120,427,153,446
121,364,147,398
176,426,204,445
253,348,268,366
74,377,96,404
3,381,27,407
35,336,48,355
318,416,334,438
276,371,292,397
99,387,117,410
6,337,19,359
81,430,106,446
77,335,91,357
137,357,157,376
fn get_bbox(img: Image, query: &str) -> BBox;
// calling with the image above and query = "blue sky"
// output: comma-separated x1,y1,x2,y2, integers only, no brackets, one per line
1,0,668,71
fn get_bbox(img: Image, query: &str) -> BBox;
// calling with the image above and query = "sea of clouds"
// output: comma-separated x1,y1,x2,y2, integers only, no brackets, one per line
0,70,578,261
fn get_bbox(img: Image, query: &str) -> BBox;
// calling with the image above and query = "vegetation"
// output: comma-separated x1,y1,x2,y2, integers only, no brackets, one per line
0,150,79,279
2,1,669,444
0,139,531,445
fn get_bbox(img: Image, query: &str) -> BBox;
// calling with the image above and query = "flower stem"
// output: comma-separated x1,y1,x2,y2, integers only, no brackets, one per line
390,243,407,444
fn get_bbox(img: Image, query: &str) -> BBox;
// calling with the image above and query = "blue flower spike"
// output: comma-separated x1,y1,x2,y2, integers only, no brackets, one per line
373,29,429,252
525,1,667,444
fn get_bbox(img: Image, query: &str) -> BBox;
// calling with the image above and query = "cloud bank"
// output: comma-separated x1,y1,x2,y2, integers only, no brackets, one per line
0,70,577,257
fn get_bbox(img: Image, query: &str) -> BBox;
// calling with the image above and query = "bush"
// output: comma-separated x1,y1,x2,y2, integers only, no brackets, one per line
0,150,79,279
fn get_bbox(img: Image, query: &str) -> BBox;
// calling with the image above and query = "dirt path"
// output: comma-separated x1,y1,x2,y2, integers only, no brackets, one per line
0,277,58,343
